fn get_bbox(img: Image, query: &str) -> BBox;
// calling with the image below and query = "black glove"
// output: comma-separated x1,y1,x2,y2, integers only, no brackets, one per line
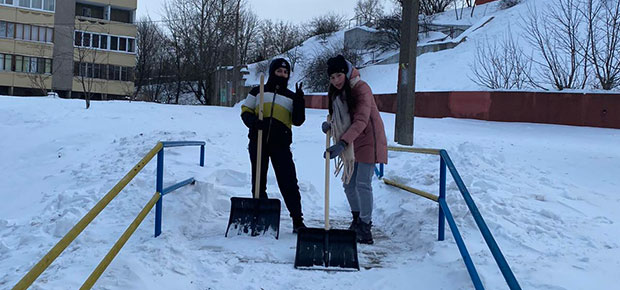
254,119,269,131
295,82,304,99
324,140,347,159
321,121,331,134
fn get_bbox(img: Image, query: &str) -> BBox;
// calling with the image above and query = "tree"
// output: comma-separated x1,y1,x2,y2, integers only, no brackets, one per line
419,0,451,16
354,0,385,25
26,44,55,96
165,0,239,105
134,16,165,101
523,0,589,90
470,33,534,90
365,11,402,53
303,44,362,92
582,0,620,90
73,21,103,109
307,13,347,39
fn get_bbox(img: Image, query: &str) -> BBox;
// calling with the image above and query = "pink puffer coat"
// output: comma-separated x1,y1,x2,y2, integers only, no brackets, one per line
339,68,388,164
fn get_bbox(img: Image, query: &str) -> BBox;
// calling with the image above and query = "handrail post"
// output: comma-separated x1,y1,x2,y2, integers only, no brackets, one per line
155,149,164,237
438,154,446,241
200,145,205,167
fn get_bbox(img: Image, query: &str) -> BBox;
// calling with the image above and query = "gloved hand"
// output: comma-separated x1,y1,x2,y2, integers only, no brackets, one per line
321,121,331,134
254,119,269,131
324,140,347,159
295,82,304,99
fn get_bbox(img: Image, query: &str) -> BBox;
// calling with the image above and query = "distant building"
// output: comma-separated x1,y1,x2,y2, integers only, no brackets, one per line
0,0,137,99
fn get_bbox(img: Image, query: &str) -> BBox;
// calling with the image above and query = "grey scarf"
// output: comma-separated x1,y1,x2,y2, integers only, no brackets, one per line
330,94,355,184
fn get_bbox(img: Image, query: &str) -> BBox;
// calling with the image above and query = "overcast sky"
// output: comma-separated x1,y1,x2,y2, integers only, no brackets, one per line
137,0,396,24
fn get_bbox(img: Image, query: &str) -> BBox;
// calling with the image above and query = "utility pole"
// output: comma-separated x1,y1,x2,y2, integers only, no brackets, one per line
395,0,419,146
231,0,241,107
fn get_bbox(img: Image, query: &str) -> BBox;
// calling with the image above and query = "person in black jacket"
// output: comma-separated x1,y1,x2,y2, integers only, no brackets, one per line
240,58,307,233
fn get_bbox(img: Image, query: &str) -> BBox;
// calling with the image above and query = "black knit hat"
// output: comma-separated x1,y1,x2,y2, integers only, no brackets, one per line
327,55,348,76
269,58,291,78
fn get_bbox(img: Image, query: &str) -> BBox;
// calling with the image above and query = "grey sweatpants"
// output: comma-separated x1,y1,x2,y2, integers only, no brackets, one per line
343,162,375,223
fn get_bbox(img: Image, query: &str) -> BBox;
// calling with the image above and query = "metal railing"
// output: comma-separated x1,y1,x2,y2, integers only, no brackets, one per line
12,141,205,290
378,146,521,290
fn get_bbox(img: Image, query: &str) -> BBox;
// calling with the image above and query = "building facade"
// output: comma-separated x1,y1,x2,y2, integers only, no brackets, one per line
0,0,137,99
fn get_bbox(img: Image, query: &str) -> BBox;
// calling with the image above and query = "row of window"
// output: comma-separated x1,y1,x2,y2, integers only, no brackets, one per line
73,62,134,82
74,31,135,53
0,53,52,74
0,0,55,12
0,21,54,43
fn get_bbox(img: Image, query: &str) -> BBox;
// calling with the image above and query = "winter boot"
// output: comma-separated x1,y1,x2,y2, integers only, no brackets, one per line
292,217,307,233
356,220,374,244
348,211,360,231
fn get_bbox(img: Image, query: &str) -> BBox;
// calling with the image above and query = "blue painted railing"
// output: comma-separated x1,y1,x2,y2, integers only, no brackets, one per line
155,141,205,237
378,147,521,290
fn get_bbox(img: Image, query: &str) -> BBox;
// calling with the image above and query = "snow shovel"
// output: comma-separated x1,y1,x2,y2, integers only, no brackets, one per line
294,124,359,270
225,73,281,239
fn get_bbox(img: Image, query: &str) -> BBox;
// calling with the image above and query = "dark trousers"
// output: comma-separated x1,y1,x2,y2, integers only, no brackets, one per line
249,138,303,219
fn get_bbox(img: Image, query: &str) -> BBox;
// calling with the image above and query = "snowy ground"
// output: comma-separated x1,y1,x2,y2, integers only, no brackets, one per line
1,96,619,289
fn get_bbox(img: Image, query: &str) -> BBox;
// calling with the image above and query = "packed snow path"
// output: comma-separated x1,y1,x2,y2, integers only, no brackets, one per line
1,97,619,289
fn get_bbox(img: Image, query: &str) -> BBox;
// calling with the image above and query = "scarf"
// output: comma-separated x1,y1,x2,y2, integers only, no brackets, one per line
330,93,355,184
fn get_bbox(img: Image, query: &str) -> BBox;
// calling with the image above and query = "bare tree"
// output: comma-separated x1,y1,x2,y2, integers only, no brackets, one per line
354,0,385,25
582,0,620,90
238,8,259,65
306,13,348,39
365,10,402,53
165,0,239,105
134,16,165,101
26,44,55,96
419,0,452,16
303,44,362,92
523,0,589,90
470,33,535,89
73,21,104,109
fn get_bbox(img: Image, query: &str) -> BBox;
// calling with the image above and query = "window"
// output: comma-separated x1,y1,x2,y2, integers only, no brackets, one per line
128,38,135,53
0,21,6,38
23,24,30,40
43,0,53,11
19,0,29,8
7,23,14,38
15,55,23,72
22,56,30,72
100,35,107,49
119,37,126,51
113,65,120,80
120,67,128,81
45,59,51,74
31,26,39,41
31,0,41,9
29,57,37,73
46,27,53,42
74,31,81,46
93,63,100,79
37,58,44,73
6,0,13,4
4,55,11,71
92,34,99,48
83,32,90,47
110,36,118,50
110,8,131,23
16,24,23,39
0,54,4,71
82,7,91,17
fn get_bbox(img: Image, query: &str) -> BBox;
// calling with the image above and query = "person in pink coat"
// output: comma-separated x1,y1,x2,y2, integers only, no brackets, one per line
322,55,388,244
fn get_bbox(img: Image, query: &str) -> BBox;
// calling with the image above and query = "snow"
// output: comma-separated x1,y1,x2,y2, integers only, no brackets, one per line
1,95,619,289
245,0,619,94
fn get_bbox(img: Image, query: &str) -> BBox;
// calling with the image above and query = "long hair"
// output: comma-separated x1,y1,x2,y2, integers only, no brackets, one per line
327,77,355,116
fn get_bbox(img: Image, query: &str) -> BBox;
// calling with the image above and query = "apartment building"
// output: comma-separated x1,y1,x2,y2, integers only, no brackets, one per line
0,0,137,99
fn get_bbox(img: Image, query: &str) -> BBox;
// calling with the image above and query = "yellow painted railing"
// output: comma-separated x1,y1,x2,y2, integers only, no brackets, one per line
12,142,163,290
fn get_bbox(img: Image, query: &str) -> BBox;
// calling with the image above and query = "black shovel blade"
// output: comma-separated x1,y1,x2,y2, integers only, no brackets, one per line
225,197,280,239
294,227,359,270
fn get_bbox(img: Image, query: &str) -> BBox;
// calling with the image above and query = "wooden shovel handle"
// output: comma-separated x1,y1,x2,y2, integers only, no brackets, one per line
254,74,265,199
324,116,331,230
